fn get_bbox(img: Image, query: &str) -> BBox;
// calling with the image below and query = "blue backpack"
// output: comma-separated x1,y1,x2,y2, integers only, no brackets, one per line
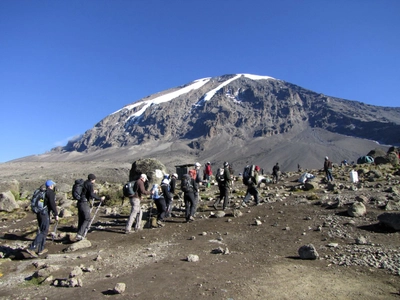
31,185,47,213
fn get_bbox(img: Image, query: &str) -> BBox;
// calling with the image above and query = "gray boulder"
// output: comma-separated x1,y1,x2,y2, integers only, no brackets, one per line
0,191,20,212
298,244,319,260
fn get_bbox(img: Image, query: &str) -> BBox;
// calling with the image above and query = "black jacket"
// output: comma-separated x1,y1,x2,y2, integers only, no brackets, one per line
81,180,102,202
45,188,58,217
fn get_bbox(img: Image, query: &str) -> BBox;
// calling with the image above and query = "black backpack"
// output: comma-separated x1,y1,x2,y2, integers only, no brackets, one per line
216,168,225,183
181,174,193,193
243,165,255,186
123,180,137,197
31,185,47,213
72,179,84,200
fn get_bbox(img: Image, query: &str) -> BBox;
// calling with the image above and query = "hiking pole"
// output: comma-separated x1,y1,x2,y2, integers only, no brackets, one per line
51,220,58,242
83,199,103,238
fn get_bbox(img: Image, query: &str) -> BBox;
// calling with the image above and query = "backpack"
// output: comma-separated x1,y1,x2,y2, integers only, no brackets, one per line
181,174,194,193
123,180,137,197
216,168,225,183
31,185,47,213
243,165,255,186
72,179,84,200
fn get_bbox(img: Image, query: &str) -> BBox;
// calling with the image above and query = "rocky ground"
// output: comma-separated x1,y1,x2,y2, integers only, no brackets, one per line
0,162,400,299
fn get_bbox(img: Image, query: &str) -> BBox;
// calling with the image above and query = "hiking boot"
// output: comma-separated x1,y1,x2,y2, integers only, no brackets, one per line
75,234,84,241
124,230,132,234
157,220,165,227
38,249,48,256
189,216,195,221
26,248,38,258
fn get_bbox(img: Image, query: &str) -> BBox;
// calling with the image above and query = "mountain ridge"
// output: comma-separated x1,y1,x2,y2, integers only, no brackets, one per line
15,73,400,171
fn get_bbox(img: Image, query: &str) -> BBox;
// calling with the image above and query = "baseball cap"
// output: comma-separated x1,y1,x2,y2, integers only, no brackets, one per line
45,180,56,187
195,162,201,167
141,174,148,181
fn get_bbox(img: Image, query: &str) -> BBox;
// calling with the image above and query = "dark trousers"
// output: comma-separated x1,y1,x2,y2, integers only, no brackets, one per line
243,186,259,204
214,184,226,207
154,197,167,221
30,209,50,253
77,201,91,236
325,169,334,181
184,192,197,221
164,194,173,217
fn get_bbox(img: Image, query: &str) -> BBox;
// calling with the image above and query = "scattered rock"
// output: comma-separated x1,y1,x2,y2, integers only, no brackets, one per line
186,254,199,262
298,244,319,260
348,202,366,217
114,282,126,294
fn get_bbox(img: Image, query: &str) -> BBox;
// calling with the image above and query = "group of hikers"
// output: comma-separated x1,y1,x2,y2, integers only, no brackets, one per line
25,156,337,257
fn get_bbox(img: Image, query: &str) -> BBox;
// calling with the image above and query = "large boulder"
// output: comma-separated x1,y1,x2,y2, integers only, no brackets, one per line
0,191,20,212
129,158,168,187
378,212,400,231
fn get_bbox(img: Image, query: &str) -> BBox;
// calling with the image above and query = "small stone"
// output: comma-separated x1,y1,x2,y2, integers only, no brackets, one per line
114,282,126,294
186,254,199,262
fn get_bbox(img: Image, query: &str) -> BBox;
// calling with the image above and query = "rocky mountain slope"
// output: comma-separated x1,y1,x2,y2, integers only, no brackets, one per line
17,74,400,171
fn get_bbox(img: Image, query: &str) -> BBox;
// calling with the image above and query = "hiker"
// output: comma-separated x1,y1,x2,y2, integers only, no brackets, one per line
170,173,178,194
161,176,173,218
26,180,59,257
213,162,232,210
204,162,212,184
125,174,151,234
76,174,105,240
242,166,260,206
272,162,280,184
213,167,226,210
151,184,167,227
324,157,334,182
181,173,199,222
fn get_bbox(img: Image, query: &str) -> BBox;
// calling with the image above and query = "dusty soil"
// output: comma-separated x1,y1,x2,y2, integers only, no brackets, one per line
1,170,400,299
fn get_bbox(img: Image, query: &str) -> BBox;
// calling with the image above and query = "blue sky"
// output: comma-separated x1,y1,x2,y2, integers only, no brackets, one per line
1,0,399,163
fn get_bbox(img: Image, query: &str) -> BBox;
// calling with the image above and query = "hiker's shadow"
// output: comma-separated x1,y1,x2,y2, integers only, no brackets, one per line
358,223,396,233
2,232,34,242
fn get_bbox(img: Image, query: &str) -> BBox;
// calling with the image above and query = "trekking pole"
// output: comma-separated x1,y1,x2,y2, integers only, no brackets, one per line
83,199,103,238
51,220,58,242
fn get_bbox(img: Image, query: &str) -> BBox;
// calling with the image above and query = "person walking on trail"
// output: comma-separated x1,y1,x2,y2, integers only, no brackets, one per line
204,162,212,186
181,173,199,222
151,184,167,227
324,156,334,182
213,167,226,210
26,180,59,257
213,162,232,210
160,176,172,219
125,174,151,234
272,162,280,184
166,173,177,217
76,174,105,240
242,166,260,206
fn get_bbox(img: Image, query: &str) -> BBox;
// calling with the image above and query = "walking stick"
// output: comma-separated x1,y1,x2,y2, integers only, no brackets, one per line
83,200,103,238
51,220,58,242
